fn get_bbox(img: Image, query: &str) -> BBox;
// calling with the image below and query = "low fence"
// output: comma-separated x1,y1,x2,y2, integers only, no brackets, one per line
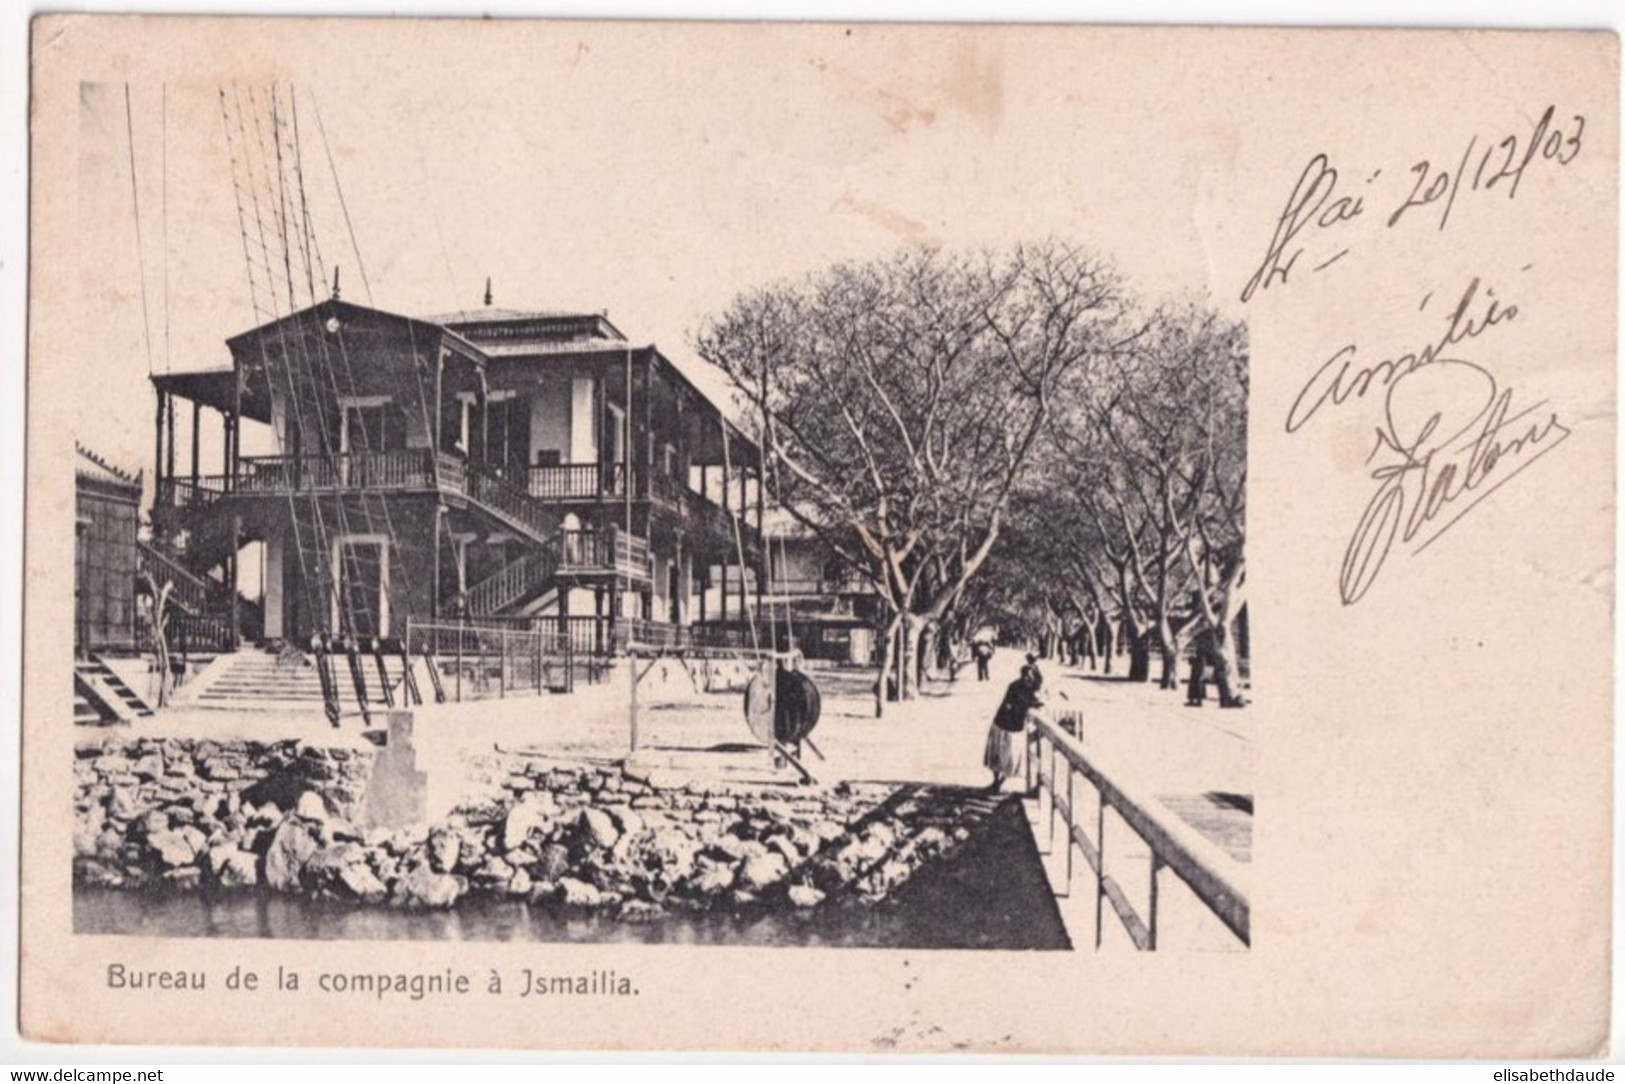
1025,712,1250,951
403,619,586,701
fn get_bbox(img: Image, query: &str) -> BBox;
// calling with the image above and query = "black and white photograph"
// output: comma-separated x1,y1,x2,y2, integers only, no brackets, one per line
18,16,1615,1057
66,62,1252,955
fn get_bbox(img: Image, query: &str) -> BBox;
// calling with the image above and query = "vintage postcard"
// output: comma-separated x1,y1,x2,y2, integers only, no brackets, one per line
20,18,1617,1056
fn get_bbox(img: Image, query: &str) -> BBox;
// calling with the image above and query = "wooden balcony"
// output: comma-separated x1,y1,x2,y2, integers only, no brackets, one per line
556,528,652,582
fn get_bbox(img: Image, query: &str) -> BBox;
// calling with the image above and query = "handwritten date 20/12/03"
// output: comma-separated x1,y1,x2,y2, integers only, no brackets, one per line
1285,276,1571,604
1241,105,1585,303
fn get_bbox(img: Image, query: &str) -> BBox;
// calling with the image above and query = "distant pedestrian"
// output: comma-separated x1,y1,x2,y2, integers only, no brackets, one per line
973,640,993,682
984,666,1043,792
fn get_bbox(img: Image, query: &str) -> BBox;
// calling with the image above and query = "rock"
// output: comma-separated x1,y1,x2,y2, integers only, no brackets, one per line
705,836,749,862
767,836,800,864
617,899,665,923
737,851,789,892
301,842,366,888
198,757,243,782
139,809,171,838
163,867,202,891
604,805,644,838
536,843,572,882
787,883,825,908
295,791,330,822
643,768,689,792
395,866,463,910
74,812,104,859
339,865,389,903
579,808,621,850
502,792,559,852
217,848,259,888
427,827,461,873
688,861,735,896
94,828,123,858
811,819,847,844
508,869,533,897
557,877,604,908
264,819,320,892
474,856,515,888
148,827,206,869
130,754,164,781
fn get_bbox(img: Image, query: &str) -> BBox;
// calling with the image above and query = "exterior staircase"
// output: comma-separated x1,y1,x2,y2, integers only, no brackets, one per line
73,656,155,726
464,547,561,616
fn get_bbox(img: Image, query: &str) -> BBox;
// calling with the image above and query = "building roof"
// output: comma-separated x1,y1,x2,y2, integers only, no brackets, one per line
427,307,594,324
76,443,142,493
429,307,627,345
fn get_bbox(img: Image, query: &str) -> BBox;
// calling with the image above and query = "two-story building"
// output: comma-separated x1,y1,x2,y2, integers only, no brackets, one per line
148,298,769,682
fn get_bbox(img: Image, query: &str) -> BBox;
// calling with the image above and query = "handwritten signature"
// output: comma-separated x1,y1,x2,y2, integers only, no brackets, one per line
1241,105,1585,304
1285,277,1571,604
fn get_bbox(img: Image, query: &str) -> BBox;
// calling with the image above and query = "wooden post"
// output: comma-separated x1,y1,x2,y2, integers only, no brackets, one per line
153,392,166,498
165,394,176,483
229,513,242,649
190,400,201,490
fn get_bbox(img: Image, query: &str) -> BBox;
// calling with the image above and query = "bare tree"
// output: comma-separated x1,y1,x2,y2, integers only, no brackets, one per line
695,241,1127,716
1043,302,1249,694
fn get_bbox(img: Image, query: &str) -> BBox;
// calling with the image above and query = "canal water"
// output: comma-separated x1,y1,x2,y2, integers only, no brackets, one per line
75,887,940,949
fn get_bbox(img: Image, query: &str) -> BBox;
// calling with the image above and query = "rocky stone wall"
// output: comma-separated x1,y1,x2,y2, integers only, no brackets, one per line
74,738,987,923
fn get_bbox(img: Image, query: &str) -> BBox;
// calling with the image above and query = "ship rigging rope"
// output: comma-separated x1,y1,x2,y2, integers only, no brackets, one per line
220,84,320,635
719,418,759,653
279,84,412,635
124,84,156,376
225,85,329,647
161,83,171,373
311,90,374,306
256,83,366,640
263,84,390,642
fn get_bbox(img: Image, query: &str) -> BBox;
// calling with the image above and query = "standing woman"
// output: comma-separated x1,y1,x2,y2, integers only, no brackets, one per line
985,666,1043,792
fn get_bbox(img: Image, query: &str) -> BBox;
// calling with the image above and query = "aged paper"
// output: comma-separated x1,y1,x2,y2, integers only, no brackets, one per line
21,18,1617,1056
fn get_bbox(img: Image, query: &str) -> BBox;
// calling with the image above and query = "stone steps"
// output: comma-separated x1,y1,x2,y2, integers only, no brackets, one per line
182,651,416,713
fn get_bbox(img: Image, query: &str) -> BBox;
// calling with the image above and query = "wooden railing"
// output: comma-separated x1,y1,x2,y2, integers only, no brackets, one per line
527,462,627,501
136,541,218,617
1026,712,1250,951
235,450,440,493
139,612,236,655
464,462,556,543
403,617,577,700
556,529,652,581
156,477,224,509
463,548,559,616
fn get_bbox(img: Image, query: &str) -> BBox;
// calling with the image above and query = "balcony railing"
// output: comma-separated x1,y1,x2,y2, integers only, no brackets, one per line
235,450,441,493
1025,712,1250,951
527,462,627,501
556,529,652,581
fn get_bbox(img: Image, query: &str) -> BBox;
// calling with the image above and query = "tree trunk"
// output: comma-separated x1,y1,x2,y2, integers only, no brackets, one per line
875,613,900,718
1155,613,1181,690
1158,643,1180,690
1126,624,1151,683
1206,622,1247,708
899,616,920,701
1098,613,1113,675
